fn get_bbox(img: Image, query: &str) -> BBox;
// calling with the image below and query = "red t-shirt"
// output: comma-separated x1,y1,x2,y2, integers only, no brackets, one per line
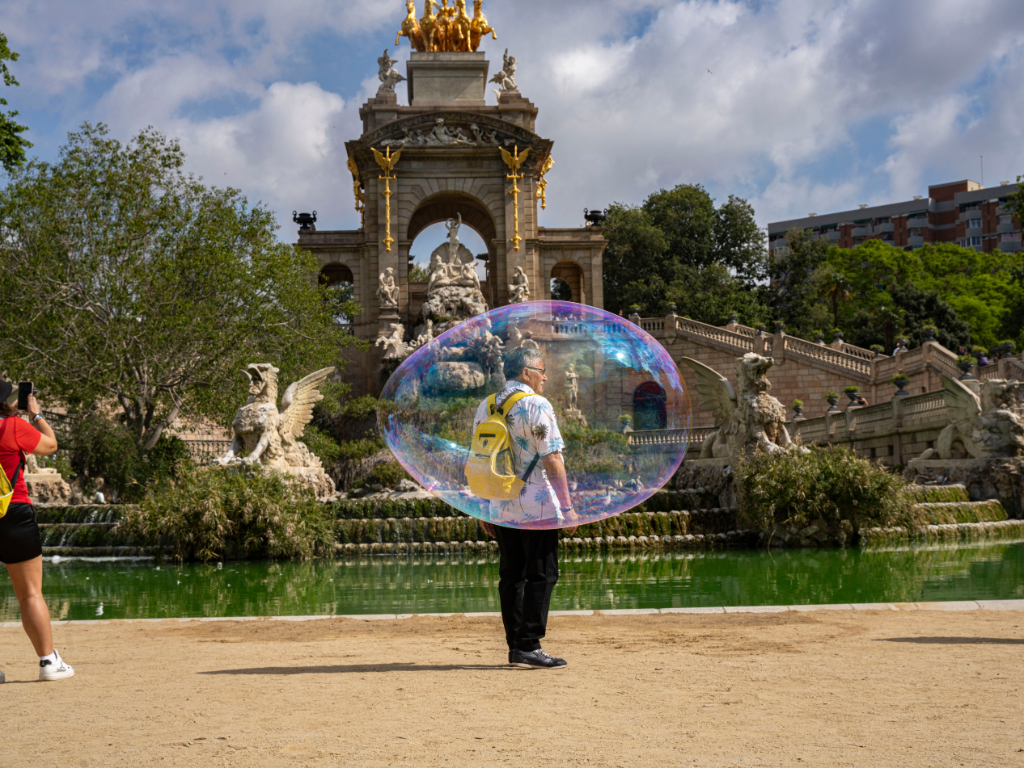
0,416,41,505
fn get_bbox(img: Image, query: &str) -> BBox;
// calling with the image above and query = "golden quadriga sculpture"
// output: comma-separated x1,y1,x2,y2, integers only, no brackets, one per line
396,0,496,53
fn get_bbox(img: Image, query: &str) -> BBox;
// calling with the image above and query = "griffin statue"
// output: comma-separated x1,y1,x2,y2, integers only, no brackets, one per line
680,353,795,458
215,364,337,499
920,375,1024,460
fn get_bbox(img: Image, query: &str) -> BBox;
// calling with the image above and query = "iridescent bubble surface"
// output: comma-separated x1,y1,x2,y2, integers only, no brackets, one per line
378,301,690,529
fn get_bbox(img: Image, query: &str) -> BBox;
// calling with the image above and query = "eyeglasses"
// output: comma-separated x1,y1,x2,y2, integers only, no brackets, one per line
524,366,546,375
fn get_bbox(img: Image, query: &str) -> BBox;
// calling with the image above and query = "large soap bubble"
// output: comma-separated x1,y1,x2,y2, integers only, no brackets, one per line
378,301,690,529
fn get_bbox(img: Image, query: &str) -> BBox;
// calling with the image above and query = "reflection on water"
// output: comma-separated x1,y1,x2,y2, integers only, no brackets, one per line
2,541,1022,622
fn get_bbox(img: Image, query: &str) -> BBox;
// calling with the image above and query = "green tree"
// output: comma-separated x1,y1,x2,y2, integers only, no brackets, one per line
601,184,768,322
766,228,832,337
814,264,854,330
0,31,31,173
0,123,354,453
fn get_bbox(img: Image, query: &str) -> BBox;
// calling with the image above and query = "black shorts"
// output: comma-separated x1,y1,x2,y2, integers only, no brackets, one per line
0,502,42,565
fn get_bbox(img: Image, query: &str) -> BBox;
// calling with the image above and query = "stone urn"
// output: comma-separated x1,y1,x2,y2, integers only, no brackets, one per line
958,358,976,381
826,396,840,412
923,327,937,342
814,332,825,345
832,330,844,343
793,404,805,421
774,321,786,333
845,390,860,405
892,377,910,397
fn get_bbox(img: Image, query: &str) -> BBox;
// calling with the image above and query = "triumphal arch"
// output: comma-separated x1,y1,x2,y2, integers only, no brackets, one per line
297,2,607,394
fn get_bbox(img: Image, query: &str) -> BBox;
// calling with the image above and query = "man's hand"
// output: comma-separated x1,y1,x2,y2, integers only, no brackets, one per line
480,522,497,539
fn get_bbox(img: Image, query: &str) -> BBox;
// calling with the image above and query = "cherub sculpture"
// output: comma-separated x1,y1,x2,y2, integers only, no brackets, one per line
216,364,335,471
680,353,795,458
377,49,406,94
490,48,518,94
920,375,1024,459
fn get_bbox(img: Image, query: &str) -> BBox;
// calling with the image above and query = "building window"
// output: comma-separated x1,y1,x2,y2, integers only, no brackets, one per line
968,218,982,228
961,203,979,211
1003,232,1022,242
971,236,982,246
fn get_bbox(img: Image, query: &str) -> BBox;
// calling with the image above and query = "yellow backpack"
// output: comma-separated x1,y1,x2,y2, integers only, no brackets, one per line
466,391,540,502
0,418,25,519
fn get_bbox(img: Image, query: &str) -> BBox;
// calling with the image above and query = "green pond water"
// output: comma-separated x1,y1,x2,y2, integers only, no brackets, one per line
3,542,1023,622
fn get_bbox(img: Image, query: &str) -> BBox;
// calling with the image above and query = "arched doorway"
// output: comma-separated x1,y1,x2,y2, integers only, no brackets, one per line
551,260,585,304
406,191,498,309
633,382,667,431
551,277,572,301
320,263,356,326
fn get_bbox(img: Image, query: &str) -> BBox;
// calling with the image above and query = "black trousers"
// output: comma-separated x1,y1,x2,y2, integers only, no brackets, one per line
493,526,560,652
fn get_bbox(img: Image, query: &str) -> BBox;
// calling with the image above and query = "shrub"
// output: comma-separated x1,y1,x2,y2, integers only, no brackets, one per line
890,374,910,386
870,344,885,353
843,385,860,394
791,399,804,409
999,339,1016,353
736,445,918,546
824,391,839,400
957,354,976,368
122,464,336,562
971,345,988,355
69,417,189,501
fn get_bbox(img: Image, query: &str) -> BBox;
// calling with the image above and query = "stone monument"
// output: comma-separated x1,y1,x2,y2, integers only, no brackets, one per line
296,1,608,396
563,362,588,426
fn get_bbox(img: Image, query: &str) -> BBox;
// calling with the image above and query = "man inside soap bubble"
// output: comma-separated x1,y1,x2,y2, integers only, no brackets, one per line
378,300,691,666
473,346,576,669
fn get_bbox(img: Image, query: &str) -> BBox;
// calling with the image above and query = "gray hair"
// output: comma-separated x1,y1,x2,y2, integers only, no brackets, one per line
503,346,542,380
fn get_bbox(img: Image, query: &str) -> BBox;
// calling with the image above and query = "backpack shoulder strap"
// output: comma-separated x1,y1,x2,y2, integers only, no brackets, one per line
0,417,24,488
496,390,533,416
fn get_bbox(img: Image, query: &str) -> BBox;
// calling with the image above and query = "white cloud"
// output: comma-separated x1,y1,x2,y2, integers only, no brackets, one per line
3,0,1024,235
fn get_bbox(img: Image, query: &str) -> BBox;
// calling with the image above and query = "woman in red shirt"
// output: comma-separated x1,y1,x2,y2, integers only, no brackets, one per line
0,382,74,681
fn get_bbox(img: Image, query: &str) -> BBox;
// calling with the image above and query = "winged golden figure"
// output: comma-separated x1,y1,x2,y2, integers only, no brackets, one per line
679,353,794,458
372,146,403,174
216,364,336,471
499,145,529,173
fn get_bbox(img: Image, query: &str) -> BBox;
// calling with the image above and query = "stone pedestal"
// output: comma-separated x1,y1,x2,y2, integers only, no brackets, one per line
407,52,488,106
905,458,1024,519
25,473,73,506
565,408,588,427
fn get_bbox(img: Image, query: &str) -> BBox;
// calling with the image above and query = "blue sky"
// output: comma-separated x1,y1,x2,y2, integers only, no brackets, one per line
2,0,1024,250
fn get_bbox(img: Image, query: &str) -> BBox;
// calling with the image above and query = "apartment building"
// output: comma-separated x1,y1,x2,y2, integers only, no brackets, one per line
768,179,1022,256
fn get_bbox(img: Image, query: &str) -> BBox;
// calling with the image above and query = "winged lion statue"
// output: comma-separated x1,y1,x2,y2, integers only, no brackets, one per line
216,364,336,474
679,353,795,458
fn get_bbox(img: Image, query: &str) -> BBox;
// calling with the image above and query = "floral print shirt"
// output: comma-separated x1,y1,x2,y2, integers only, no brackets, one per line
472,381,567,524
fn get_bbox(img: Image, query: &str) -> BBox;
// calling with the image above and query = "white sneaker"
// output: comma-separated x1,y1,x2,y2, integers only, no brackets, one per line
39,651,74,682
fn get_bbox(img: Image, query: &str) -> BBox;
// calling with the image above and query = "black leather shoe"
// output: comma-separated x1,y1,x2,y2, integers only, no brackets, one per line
509,648,567,669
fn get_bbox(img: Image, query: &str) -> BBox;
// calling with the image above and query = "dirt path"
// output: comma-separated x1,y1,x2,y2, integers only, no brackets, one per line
2,609,1023,767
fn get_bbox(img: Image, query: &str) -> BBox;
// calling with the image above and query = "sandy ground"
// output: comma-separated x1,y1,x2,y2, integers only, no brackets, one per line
2,609,1023,768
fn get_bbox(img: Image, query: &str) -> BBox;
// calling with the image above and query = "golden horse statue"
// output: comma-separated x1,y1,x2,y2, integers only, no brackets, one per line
419,0,440,51
469,0,496,51
395,0,425,50
449,0,472,52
